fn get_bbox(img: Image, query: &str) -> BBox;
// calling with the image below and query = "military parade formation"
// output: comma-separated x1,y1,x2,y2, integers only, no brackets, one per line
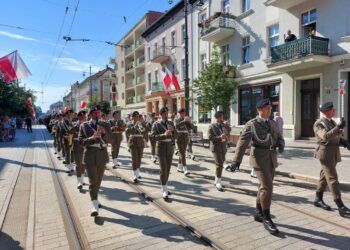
45,99,350,236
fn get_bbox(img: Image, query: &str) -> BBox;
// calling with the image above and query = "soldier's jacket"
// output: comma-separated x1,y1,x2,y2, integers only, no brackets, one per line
140,120,149,138
50,119,58,135
313,117,343,164
233,116,285,169
109,119,126,133
78,119,111,165
150,119,177,142
125,121,146,147
146,119,156,132
208,122,228,153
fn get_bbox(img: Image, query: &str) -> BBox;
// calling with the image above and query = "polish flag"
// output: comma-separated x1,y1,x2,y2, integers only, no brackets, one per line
160,69,171,94
25,97,36,119
0,50,32,83
81,100,87,108
165,66,180,91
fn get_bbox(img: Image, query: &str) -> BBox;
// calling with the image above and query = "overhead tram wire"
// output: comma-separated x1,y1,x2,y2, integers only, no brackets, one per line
41,0,70,87
0,23,56,35
45,0,81,86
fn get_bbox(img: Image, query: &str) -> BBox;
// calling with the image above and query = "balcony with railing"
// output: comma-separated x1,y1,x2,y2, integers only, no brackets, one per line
135,55,145,67
199,12,237,43
136,95,145,103
135,38,145,49
125,62,135,74
264,0,307,9
126,96,136,104
136,75,145,85
267,36,331,72
125,45,134,56
126,80,135,89
151,82,165,93
151,46,171,64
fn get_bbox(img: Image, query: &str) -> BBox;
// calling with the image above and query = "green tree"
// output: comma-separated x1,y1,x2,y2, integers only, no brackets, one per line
87,95,111,114
193,45,238,115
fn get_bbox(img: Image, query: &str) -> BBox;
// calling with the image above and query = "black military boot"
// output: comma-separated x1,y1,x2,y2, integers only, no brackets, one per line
254,203,263,222
335,198,350,218
313,192,331,211
262,209,279,235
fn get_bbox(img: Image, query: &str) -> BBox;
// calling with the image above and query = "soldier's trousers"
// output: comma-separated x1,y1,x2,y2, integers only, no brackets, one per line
211,142,227,178
143,132,149,143
55,133,61,153
176,134,189,166
187,140,193,154
59,136,65,157
157,141,174,185
64,141,73,164
111,133,123,159
73,140,85,177
53,133,57,149
316,160,341,200
150,136,156,156
86,163,105,201
130,144,144,170
255,164,275,210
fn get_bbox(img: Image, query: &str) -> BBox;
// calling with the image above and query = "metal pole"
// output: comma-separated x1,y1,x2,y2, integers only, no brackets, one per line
89,65,92,101
184,0,190,116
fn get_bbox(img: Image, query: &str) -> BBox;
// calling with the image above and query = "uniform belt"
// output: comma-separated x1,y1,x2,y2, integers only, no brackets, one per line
159,139,172,142
73,138,79,142
318,143,338,147
252,144,276,150
130,135,143,138
113,131,123,134
177,131,188,133
88,144,107,148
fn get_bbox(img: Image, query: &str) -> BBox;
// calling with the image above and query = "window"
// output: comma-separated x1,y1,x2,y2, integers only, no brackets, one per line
171,31,176,49
181,59,185,80
154,70,158,83
242,0,250,13
198,103,211,123
221,45,229,66
302,9,317,37
122,93,124,100
242,36,250,64
268,24,279,48
171,62,177,74
148,73,152,91
199,12,207,22
239,83,280,124
181,25,185,44
162,37,166,54
223,0,229,13
200,53,206,72
121,76,124,83
147,47,151,61
121,61,124,68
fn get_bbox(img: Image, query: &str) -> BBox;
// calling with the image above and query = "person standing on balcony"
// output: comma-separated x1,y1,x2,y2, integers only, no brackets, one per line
284,30,297,43
313,102,350,218
230,99,285,235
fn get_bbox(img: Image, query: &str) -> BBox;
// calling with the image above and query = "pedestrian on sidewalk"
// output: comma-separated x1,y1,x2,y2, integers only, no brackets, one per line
230,98,285,235
313,101,350,218
25,116,32,133
150,107,177,200
125,111,146,183
79,106,111,217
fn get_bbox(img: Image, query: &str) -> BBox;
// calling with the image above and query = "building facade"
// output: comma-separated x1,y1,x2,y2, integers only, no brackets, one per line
190,0,350,140
141,1,192,115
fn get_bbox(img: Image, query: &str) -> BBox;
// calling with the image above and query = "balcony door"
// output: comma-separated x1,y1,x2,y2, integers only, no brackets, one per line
301,78,320,137
222,0,229,27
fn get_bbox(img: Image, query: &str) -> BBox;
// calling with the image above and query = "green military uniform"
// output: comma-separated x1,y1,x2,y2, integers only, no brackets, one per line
50,117,58,154
57,118,66,160
61,118,74,171
79,118,111,216
175,116,189,174
125,118,146,182
147,117,157,162
313,101,350,218
150,114,177,199
208,122,228,188
72,120,85,189
109,118,126,168
141,119,149,147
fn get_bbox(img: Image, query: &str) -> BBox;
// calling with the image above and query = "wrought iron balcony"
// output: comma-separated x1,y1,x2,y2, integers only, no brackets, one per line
199,13,237,43
270,36,329,64
151,46,171,63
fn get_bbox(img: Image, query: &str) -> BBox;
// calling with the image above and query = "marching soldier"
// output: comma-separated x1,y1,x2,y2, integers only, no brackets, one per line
72,110,87,189
150,107,177,200
175,108,190,175
313,101,350,217
125,111,146,182
61,109,74,173
208,111,230,191
222,120,232,170
79,106,111,217
49,114,59,154
109,111,126,168
147,112,158,163
186,120,197,160
140,114,149,148
230,99,285,235
56,112,65,160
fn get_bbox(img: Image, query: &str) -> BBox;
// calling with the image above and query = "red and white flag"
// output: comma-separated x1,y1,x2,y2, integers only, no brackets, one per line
160,68,171,94
25,97,36,119
165,66,181,91
81,100,87,108
0,50,32,83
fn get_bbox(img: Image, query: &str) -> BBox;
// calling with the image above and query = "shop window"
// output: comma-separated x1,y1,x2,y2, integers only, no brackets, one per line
198,104,211,124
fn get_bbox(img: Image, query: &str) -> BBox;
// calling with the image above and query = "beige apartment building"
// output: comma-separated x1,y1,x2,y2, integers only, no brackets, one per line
141,1,192,115
114,11,163,117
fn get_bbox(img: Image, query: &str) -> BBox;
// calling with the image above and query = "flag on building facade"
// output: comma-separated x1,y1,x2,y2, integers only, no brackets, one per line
165,66,180,91
160,68,171,94
0,50,31,83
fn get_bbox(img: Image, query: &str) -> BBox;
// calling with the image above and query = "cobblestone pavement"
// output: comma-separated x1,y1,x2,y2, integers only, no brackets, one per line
1,126,350,249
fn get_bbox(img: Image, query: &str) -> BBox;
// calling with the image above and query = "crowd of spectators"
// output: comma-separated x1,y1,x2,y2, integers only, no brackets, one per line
0,115,25,142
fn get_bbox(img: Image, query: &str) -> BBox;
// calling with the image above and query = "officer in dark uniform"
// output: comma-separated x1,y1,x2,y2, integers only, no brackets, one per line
231,99,285,235
72,110,86,189
125,111,146,182
109,111,126,168
150,107,177,200
313,101,350,217
175,108,190,175
79,106,111,217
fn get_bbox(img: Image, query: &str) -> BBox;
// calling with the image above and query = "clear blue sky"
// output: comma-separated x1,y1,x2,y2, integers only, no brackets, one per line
0,0,176,112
